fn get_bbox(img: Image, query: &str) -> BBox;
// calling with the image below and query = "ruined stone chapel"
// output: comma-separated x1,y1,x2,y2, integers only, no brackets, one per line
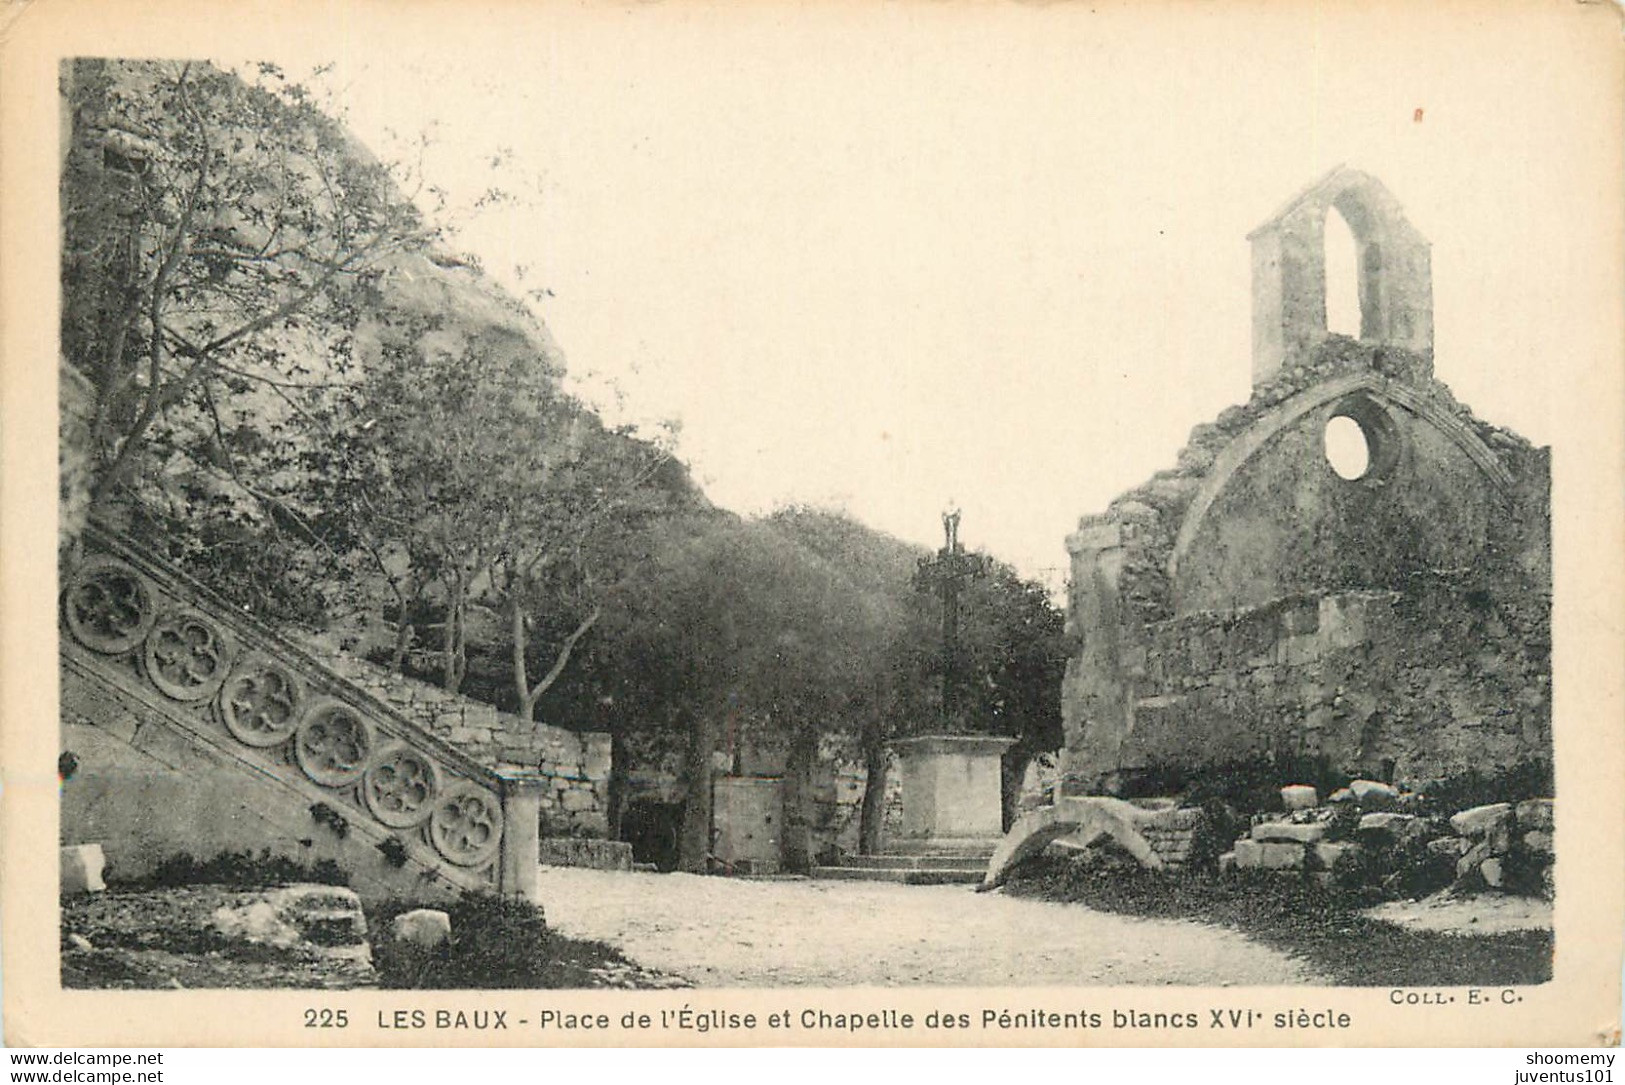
1059,167,1552,797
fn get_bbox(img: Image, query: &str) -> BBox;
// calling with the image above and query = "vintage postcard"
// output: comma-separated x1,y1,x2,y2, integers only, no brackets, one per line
2,0,1621,1051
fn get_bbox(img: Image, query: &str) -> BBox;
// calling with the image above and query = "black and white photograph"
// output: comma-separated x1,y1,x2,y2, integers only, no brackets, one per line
4,0,1622,1053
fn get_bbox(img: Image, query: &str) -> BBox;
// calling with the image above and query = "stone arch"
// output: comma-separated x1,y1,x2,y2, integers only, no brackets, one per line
1167,373,1513,595
1249,166,1433,384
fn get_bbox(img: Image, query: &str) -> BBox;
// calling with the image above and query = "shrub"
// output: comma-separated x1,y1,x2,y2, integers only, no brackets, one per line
309,802,351,839
1331,835,1453,902
373,892,551,989
132,848,348,889
376,836,410,868
1186,799,1247,872
1123,755,1352,814
1323,802,1362,842
1413,761,1552,817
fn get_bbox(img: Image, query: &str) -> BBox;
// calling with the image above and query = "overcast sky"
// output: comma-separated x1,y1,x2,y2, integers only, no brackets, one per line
282,3,1611,585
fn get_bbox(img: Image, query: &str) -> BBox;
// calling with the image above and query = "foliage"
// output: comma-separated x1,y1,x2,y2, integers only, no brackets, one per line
1119,755,1354,812
1412,761,1553,817
1322,802,1362,842
376,836,410,868
1330,836,1456,903
62,59,431,536
1185,799,1248,872
61,60,1072,872
369,892,548,988
364,891,675,990
762,506,1067,844
1496,846,1553,898
308,802,350,839
580,513,892,869
63,58,689,709
127,849,349,890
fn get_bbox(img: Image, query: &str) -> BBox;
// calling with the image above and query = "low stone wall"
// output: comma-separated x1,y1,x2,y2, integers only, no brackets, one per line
303,645,611,837
825,759,904,856
538,837,633,871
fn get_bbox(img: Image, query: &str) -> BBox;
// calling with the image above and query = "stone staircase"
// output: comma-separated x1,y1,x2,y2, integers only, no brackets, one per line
811,840,996,886
59,527,544,904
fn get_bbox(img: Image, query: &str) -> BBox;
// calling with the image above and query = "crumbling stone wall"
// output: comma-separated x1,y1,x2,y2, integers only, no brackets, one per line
1106,588,1549,785
1061,170,1551,796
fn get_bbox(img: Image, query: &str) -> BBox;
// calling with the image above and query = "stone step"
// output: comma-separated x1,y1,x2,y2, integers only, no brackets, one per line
879,839,1001,858
810,865,985,886
838,853,990,872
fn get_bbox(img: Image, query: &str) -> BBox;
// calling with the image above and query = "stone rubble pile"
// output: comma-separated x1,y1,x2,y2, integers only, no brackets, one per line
1217,782,1554,898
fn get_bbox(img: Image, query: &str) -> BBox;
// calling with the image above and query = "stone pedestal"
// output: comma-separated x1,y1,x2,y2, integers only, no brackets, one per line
891,735,1015,844
498,775,546,904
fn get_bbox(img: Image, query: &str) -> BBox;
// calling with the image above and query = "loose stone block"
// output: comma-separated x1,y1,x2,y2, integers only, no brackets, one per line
1232,839,1264,869
1280,785,1319,811
60,844,106,894
1450,803,1512,838
211,900,299,949
1427,836,1469,858
1143,806,1203,831
1521,830,1554,854
268,885,369,946
1252,821,1325,844
391,909,451,948
1218,851,1237,874
1259,842,1305,870
1456,841,1490,879
583,746,613,780
1348,780,1400,810
1357,812,1415,836
1327,787,1354,805
1515,799,1554,831
1480,857,1505,888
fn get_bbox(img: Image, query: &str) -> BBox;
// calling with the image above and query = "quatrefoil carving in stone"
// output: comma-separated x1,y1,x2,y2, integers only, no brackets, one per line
430,783,504,867
63,559,155,653
363,744,443,828
294,702,375,787
144,613,233,701
218,662,304,747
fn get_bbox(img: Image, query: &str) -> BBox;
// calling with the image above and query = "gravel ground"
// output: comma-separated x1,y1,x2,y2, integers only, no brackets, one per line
536,868,1326,987
1363,891,1553,934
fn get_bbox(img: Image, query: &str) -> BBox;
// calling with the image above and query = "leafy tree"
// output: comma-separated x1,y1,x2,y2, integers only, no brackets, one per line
62,58,431,515
302,303,681,703
952,563,1069,826
764,507,932,853
769,507,1068,843
588,515,887,872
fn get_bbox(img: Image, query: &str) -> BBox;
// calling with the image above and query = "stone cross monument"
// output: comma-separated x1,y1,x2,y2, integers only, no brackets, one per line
894,509,1013,848
913,507,988,730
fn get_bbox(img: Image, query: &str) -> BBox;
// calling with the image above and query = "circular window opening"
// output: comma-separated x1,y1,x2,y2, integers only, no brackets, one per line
1324,415,1372,480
